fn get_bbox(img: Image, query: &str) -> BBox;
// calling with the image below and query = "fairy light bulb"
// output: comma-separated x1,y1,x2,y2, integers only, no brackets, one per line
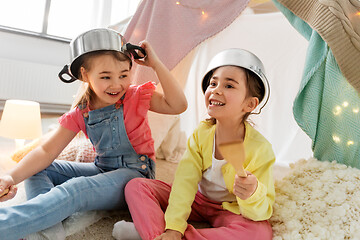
175,1,208,17
342,101,349,107
347,140,354,146
332,135,341,143
353,108,359,114
333,106,342,115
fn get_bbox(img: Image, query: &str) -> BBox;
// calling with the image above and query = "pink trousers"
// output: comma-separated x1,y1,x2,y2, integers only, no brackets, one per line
125,178,272,240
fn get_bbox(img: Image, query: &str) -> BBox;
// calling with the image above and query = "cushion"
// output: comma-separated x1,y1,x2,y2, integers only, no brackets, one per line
57,135,96,163
11,132,96,163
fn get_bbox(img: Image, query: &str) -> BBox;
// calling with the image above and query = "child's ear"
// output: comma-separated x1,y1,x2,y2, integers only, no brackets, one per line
245,97,259,112
80,67,88,82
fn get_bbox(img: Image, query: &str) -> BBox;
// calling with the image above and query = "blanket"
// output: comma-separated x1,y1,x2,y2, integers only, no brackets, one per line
274,0,360,93
119,0,250,85
273,0,360,168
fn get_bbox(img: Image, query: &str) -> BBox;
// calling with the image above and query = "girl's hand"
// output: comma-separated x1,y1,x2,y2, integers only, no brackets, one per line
134,41,161,69
0,175,17,202
153,229,182,240
233,171,258,200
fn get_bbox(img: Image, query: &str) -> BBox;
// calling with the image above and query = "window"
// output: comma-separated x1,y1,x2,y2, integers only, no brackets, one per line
0,0,141,41
0,0,46,33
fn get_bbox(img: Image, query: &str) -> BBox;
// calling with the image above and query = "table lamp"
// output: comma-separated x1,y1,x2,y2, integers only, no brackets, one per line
0,99,42,150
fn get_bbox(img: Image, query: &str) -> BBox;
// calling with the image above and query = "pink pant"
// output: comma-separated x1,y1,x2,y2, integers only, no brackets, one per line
125,178,272,240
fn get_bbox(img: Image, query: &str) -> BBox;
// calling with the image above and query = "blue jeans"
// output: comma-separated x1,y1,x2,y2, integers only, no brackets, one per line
0,158,154,240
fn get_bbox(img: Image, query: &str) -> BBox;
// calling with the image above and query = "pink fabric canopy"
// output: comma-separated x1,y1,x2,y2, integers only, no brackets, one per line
120,0,250,84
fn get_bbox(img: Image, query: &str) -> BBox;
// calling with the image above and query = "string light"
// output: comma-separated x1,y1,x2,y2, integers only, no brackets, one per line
333,103,359,115
333,106,342,115
175,0,210,17
332,135,341,143
347,140,354,146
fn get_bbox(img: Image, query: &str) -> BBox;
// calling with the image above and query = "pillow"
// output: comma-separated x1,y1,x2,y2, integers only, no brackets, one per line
11,138,41,163
11,131,96,163
57,136,96,163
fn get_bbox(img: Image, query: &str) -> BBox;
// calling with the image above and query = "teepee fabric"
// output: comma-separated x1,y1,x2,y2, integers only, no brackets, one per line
121,0,250,85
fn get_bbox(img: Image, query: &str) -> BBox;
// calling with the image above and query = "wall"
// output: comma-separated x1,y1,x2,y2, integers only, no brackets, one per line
0,30,80,113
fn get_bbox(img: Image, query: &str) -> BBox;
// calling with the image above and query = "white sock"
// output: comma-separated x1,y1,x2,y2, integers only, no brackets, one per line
112,220,141,240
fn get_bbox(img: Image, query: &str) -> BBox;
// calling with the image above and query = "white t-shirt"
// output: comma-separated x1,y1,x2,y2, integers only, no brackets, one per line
198,137,236,202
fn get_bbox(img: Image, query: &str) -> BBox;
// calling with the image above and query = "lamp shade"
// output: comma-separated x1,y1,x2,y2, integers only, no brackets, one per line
0,100,42,140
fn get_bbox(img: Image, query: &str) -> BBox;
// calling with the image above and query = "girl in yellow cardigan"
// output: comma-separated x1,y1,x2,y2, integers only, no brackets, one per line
113,49,275,240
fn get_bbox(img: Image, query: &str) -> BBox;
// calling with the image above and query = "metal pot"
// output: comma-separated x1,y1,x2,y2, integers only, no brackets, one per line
59,28,145,83
201,48,270,113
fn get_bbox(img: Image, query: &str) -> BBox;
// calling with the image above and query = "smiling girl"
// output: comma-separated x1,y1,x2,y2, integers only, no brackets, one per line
114,49,275,240
0,28,187,240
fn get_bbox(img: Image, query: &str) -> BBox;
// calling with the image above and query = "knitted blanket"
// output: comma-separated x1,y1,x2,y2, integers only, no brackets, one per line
120,0,249,85
274,0,360,94
273,0,360,168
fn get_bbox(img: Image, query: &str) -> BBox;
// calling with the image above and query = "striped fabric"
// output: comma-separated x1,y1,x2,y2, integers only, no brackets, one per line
273,0,360,168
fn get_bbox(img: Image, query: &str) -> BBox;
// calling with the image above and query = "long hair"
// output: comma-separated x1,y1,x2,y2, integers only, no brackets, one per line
205,67,265,125
71,50,132,109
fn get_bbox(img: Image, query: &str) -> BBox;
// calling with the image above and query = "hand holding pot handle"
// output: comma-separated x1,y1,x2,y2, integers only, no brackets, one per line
123,43,147,59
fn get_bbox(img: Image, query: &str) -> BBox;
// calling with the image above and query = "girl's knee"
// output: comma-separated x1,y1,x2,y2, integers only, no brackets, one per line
125,178,147,191
125,178,158,197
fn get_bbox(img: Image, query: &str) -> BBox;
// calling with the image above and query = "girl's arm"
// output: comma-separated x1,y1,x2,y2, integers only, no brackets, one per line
235,145,275,221
134,41,188,115
154,229,182,240
0,126,76,200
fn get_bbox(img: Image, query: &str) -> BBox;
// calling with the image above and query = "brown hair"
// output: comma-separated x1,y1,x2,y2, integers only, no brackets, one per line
206,66,265,125
71,50,132,109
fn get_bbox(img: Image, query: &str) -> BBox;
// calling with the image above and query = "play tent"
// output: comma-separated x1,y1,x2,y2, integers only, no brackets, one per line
113,0,360,168
112,0,314,165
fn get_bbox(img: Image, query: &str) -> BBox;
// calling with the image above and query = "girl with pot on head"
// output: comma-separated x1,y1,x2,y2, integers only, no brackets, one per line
114,49,275,240
0,28,187,240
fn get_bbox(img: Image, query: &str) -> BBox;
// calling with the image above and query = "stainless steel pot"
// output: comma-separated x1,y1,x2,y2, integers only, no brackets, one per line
59,28,145,83
201,48,270,113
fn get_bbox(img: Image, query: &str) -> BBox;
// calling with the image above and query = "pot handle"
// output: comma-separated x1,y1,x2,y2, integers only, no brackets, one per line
123,43,146,59
58,65,77,83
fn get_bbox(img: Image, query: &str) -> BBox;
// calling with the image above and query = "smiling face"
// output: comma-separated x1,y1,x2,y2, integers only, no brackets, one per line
204,66,259,122
81,53,132,110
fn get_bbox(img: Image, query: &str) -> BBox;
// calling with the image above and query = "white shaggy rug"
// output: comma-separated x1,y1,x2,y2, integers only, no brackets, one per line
270,158,360,240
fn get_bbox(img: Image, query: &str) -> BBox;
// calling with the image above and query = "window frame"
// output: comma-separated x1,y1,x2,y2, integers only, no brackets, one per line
0,0,140,43
0,0,70,43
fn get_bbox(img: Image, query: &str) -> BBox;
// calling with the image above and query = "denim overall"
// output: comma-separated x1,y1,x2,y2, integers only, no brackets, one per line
0,103,155,240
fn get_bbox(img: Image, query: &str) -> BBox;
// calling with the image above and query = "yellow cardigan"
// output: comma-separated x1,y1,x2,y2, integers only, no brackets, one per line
165,121,275,234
